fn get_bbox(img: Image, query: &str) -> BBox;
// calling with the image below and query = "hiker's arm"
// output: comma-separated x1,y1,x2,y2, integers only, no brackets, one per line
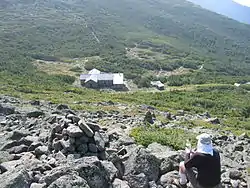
184,153,200,169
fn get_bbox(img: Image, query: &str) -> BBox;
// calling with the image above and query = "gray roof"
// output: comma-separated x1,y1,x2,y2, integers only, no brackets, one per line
97,74,114,81
80,70,124,85
80,74,89,80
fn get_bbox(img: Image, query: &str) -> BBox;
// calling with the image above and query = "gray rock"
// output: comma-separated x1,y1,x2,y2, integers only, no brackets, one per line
229,170,242,180
88,143,98,153
30,183,46,188
27,111,45,118
94,132,105,151
66,114,80,124
47,115,59,124
76,144,88,155
47,174,90,188
112,178,130,188
100,131,109,145
124,173,149,188
56,104,69,110
117,135,135,146
0,119,7,126
74,156,111,188
78,120,94,138
75,136,89,146
233,145,244,152
30,100,40,106
238,133,249,140
66,125,83,137
60,140,75,153
176,110,185,116
205,117,220,124
124,147,160,181
0,169,31,188
86,122,101,132
69,137,76,145
9,130,30,140
35,146,49,156
101,161,119,181
54,151,67,162
0,104,15,115
8,144,28,154
39,166,74,186
52,140,63,152
149,181,158,188
28,142,43,152
147,143,183,174
159,171,179,187
1,136,36,151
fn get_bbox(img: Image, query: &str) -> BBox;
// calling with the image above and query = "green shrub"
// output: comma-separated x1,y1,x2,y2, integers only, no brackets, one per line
53,75,76,84
130,126,196,150
69,66,82,72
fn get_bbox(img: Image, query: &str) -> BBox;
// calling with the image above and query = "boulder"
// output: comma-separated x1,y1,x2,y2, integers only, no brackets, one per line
0,152,42,172
147,143,183,174
74,156,111,188
35,146,49,156
124,173,149,188
30,100,40,106
86,122,101,132
78,120,94,138
39,166,74,186
94,132,105,151
0,169,31,188
28,142,43,152
9,130,30,140
60,140,75,153
0,104,15,115
66,125,83,137
159,171,179,187
66,114,80,124
124,147,160,181
30,183,46,188
76,144,88,155
47,174,90,188
8,144,28,154
1,137,35,151
100,161,119,181
27,111,45,118
112,178,130,188
229,170,242,180
56,104,69,110
205,117,220,124
75,136,89,145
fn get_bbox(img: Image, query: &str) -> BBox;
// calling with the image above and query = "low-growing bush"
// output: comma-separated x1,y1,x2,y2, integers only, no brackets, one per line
130,126,196,150
69,66,82,72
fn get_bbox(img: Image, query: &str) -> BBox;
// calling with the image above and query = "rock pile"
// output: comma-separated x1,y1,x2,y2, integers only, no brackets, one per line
0,96,249,188
47,114,107,159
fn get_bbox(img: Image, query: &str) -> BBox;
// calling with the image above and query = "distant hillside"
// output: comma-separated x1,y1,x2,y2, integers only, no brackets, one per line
1,0,250,90
188,0,250,24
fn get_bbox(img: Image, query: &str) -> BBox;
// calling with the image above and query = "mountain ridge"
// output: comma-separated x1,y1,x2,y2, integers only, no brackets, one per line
188,0,250,24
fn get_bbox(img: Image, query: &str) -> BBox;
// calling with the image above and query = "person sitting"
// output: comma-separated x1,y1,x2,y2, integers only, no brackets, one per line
175,133,221,188
144,110,154,124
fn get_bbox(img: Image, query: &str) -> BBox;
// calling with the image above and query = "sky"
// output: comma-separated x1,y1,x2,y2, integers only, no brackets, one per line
233,0,250,7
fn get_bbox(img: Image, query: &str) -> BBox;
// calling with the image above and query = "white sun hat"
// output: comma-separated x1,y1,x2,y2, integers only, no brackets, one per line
196,133,213,156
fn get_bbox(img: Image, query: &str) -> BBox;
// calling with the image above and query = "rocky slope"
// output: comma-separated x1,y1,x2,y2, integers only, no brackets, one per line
0,95,249,188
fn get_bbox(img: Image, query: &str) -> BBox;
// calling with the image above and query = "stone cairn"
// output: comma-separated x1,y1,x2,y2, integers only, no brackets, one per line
48,113,107,159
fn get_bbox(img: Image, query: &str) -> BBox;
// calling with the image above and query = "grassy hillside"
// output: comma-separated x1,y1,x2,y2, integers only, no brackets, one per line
1,0,250,76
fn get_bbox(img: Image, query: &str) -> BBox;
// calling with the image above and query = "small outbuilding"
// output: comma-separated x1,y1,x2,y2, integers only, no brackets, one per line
150,81,165,90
